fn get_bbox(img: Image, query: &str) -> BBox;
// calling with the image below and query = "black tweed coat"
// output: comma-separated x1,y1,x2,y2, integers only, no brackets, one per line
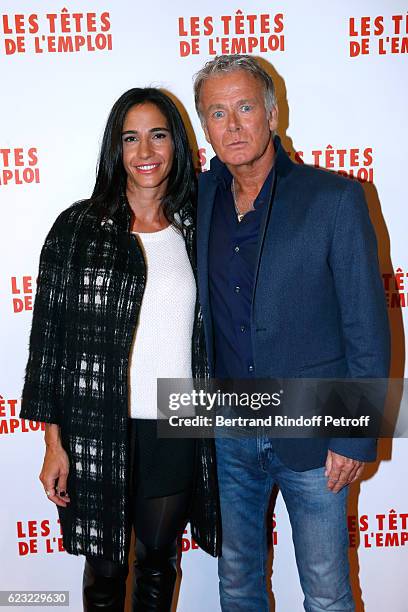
20,197,221,563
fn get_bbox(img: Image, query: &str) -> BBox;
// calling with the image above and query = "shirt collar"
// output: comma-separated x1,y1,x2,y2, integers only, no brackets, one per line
210,155,232,188
211,151,275,211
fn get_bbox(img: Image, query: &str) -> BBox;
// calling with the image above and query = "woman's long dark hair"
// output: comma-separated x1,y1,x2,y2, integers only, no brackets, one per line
91,88,196,226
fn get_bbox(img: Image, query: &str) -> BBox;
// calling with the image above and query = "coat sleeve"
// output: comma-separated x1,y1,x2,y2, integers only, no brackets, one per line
20,220,68,425
327,180,390,461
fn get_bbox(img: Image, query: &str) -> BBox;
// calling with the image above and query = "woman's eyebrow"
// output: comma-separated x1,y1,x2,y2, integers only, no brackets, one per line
122,127,171,135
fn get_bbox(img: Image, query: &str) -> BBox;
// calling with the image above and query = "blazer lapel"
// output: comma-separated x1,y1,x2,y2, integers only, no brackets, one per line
251,138,295,306
197,171,218,373
197,173,217,311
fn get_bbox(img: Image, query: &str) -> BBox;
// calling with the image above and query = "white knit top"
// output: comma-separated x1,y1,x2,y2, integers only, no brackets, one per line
128,224,196,419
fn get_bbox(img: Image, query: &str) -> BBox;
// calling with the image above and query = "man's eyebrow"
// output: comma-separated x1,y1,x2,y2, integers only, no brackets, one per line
206,104,227,112
206,99,258,112
121,127,171,135
236,98,257,105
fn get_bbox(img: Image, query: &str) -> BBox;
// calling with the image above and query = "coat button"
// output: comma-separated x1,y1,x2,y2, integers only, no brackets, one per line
235,286,240,293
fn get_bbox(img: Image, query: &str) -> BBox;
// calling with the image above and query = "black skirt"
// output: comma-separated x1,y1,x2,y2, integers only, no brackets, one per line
129,419,195,498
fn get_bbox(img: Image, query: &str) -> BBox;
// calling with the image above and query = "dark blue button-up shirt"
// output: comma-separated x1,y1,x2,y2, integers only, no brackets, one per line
208,161,274,378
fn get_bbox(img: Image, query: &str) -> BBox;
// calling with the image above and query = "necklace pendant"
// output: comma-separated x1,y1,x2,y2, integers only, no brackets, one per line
237,213,244,223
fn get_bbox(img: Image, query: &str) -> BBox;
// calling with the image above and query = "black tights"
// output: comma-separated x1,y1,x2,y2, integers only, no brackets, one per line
85,488,191,578
133,488,191,550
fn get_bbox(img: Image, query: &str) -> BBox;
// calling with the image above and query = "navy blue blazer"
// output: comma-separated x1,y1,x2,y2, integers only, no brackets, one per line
197,137,390,471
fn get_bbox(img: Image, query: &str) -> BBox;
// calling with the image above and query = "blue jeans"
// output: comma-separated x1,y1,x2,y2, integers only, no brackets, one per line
215,433,354,612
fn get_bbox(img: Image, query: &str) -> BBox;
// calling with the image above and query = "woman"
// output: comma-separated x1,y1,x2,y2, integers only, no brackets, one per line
20,88,220,611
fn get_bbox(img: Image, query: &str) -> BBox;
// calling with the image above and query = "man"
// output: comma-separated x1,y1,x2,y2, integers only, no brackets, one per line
193,55,390,611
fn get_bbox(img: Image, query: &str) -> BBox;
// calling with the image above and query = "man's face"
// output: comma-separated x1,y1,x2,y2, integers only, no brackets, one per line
199,70,278,169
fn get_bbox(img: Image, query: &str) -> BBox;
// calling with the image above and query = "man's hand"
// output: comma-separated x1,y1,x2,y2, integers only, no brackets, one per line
325,450,364,493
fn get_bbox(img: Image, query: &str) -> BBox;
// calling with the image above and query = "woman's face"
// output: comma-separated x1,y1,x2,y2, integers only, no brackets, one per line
122,102,174,194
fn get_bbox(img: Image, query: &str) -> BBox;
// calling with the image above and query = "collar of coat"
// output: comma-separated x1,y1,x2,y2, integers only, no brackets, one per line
99,193,194,235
